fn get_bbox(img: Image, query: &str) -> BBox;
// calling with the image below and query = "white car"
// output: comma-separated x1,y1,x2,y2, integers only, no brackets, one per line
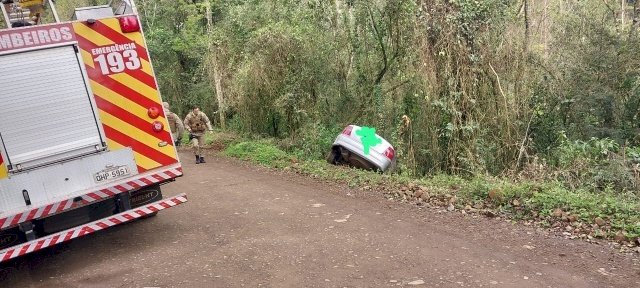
327,125,396,172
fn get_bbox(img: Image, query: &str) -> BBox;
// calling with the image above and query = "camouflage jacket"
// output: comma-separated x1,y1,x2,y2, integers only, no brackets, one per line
184,111,213,134
165,111,184,139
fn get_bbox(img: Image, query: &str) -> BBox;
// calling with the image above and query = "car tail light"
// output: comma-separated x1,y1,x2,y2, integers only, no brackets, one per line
152,121,164,133
119,16,140,33
147,107,160,119
383,147,395,160
341,125,353,136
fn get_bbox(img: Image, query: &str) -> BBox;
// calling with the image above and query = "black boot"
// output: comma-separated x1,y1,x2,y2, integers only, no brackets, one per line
199,156,206,163
196,155,201,164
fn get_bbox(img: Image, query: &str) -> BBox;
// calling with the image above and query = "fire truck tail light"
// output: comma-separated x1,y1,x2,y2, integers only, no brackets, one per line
152,121,164,133
119,16,140,33
147,107,160,119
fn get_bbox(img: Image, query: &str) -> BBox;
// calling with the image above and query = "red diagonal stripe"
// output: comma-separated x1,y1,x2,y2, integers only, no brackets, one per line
101,125,177,166
76,34,157,89
140,177,154,185
86,63,161,111
93,95,172,143
63,231,74,242
56,201,70,213
127,181,141,189
101,189,116,197
18,244,31,256
83,227,95,234
10,214,22,226
34,240,45,250
2,249,14,262
25,209,38,222
41,204,53,218
81,21,150,61
50,235,61,245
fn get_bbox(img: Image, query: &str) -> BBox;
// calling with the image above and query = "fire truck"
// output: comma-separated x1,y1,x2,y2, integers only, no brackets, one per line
0,0,186,263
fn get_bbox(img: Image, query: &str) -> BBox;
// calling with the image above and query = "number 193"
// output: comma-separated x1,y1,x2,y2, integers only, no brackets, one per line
94,50,141,75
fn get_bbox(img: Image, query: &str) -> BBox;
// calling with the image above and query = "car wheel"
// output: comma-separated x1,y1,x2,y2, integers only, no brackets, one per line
326,147,339,164
340,148,378,171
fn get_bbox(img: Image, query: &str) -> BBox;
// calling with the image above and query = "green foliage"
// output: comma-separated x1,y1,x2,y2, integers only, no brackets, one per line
548,134,638,193
139,0,214,118
224,141,291,166
288,122,341,161
556,135,620,167
531,0,640,147
136,0,640,194
530,186,640,237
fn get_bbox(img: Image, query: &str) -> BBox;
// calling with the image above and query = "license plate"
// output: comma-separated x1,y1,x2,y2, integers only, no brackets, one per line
94,165,130,183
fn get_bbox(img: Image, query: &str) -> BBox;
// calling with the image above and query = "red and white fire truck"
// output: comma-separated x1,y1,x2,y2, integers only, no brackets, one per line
0,0,186,263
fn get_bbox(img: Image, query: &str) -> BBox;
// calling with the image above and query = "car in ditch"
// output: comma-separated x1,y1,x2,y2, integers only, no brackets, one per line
327,125,396,172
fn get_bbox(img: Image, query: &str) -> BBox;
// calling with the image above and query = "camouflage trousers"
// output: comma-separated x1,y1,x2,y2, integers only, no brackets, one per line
171,132,182,145
190,134,205,156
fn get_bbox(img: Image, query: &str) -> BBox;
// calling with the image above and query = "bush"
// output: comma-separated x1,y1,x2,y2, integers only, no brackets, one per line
550,135,638,193
224,141,291,166
290,122,341,160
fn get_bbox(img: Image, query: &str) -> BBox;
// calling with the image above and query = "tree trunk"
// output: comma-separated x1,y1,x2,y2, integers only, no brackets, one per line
212,55,225,129
621,0,625,26
205,0,226,129
631,0,639,36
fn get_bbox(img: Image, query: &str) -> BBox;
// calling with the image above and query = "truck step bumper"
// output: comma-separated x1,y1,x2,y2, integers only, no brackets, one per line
0,193,187,263
0,164,182,231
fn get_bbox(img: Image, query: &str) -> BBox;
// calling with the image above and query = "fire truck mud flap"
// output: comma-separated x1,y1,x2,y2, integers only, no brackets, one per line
0,227,26,251
0,193,188,264
129,184,163,208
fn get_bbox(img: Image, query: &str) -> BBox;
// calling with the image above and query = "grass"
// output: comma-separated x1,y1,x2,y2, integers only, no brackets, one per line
224,140,292,167
216,133,640,242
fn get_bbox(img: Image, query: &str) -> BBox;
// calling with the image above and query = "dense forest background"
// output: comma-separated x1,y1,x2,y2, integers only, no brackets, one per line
11,0,640,193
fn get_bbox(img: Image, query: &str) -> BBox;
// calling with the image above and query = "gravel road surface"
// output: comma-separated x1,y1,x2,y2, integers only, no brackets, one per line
1,151,638,287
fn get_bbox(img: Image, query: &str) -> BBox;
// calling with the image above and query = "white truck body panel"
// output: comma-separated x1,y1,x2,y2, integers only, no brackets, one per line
0,148,137,213
0,44,105,172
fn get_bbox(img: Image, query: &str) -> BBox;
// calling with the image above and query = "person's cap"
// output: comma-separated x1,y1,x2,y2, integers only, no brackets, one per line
162,102,170,110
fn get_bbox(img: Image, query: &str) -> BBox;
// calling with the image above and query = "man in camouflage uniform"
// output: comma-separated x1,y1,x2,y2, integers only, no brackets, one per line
163,102,184,146
183,106,213,164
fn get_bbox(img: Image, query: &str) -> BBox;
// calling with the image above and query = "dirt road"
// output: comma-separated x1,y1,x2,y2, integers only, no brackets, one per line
1,151,638,287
